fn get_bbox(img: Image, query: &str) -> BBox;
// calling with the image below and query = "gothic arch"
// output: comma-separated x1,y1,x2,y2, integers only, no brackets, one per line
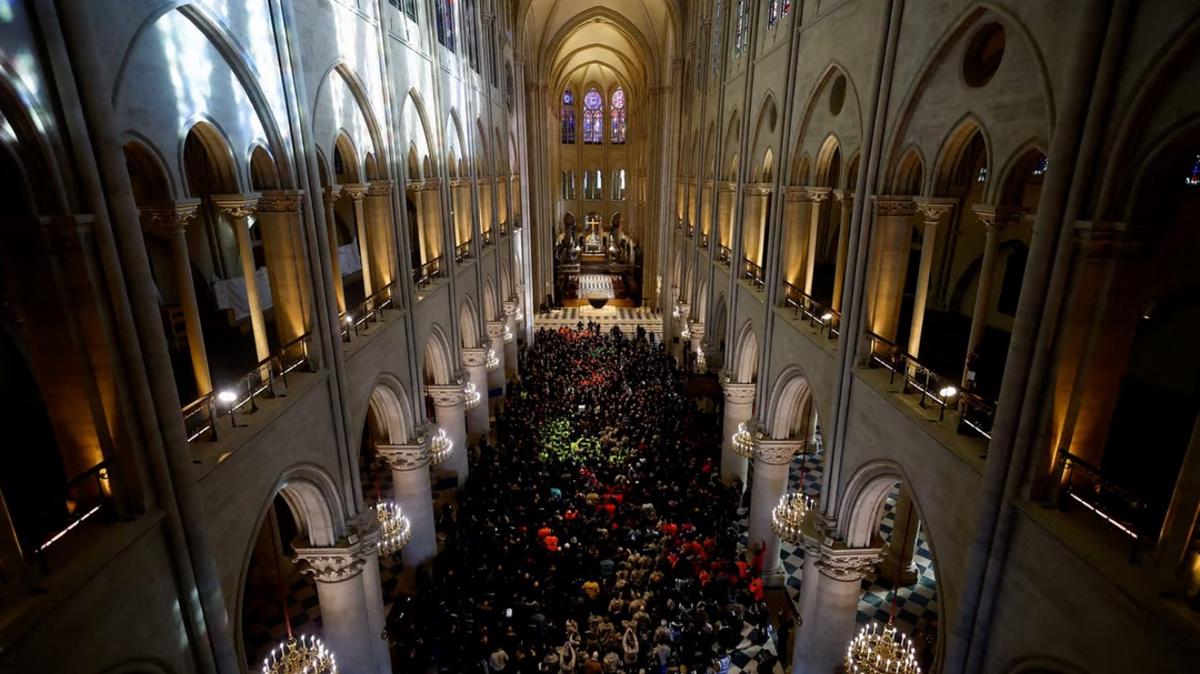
400,88,438,175
933,114,992,196
313,61,388,176
181,118,240,194
460,295,481,347
122,136,175,203
732,320,758,383
422,324,454,385
791,63,865,182
483,276,498,321
892,146,926,195
765,366,817,441
365,374,416,445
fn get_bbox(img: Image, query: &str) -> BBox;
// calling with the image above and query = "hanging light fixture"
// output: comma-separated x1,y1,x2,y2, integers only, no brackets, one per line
373,500,412,557
503,325,514,344
844,621,922,674
262,634,338,674
695,348,707,374
770,491,812,543
731,421,755,458
463,382,482,411
486,347,500,371
429,427,454,466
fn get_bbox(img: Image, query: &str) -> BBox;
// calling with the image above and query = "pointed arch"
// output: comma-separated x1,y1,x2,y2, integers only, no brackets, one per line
732,320,759,382
365,374,416,445
892,147,926,195
182,119,239,195
933,115,991,195
122,136,175,203
459,295,481,347
422,324,454,385
766,366,816,440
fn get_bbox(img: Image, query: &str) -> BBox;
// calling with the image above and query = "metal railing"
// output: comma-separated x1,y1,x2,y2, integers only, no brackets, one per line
340,281,398,341
499,222,508,236
865,331,994,441
482,229,494,247
717,244,732,264
685,224,695,239
182,333,314,444
698,232,710,249
454,240,473,263
781,281,840,339
1055,451,1147,559
30,460,112,565
742,258,765,289
414,256,443,288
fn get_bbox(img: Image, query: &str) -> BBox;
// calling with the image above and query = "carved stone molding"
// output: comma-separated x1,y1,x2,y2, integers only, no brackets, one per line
367,180,393,197
461,347,489,368
745,183,773,197
872,195,916,218
687,322,705,340
972,205,1021,232
832,189,853,205
294,546,367,583
257,189,305,214
485,320,506,339
427,384,465,408
676,302,690,320
323,185,343,207
502,300,519,317
718,181,737,193
342,183,368,201
914,197,956,223
140,199,201,238
377,441,431,471
816,546,882,582
721,381,756,404
753,438,805,465
211,193,261,219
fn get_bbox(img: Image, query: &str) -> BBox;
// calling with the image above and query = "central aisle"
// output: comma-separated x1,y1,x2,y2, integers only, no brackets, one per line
389,326,783,673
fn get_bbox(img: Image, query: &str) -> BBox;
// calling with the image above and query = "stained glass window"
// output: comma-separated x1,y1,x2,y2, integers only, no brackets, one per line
610,88,626,145
583,88,603,144
734,0,748,56
1186,154,1200,187
561,171,575,199
1033,155,1048,177
561,89,576,144
769,0,779,27
612,169,627,200
465,0,479,72
436,0,455,52
711,0,723,74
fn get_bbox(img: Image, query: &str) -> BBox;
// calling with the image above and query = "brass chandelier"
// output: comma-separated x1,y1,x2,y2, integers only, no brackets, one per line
845,621,922,674
262,634,337,674
731,421,755,458
429,427,454,466
374,500,412,557
463,382,482,412
770,491,812,543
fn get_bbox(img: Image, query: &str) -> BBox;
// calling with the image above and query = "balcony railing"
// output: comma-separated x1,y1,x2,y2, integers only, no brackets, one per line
742,258,765,289
499,222,508,236
717,244,732,265
781,281,840,339
698,232,710,249
182,332,314,444
454,240,473,263
685,224,695,239
414,256,443,288
1055,451,1147,559
865,331,994,442
482,229,494,247
675,218,684,230
341,281,398,341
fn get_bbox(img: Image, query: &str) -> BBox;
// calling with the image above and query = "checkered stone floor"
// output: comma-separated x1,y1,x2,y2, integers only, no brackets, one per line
728,619,785,674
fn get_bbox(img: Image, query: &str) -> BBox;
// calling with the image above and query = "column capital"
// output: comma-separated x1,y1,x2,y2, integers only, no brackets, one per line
721,380,756,404
139,198,202,237
211,193,261,219
718,180,737,193
687,321,705,340
753,437,805,465
502,300,520,317
461,346,489,367
257,189,305,214
745,182,773,196
832,188,854,205
367,180,393,197
871,195,916,217
427,383,465,407
342,183,368,201
913,196,956,223
485,320,506,339
972,204,1021,232
377,441,431,471
323,184,343,206
293,543,368,583
816,545,883,582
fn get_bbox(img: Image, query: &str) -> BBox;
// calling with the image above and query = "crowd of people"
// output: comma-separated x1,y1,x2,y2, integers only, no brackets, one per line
388,324,780,673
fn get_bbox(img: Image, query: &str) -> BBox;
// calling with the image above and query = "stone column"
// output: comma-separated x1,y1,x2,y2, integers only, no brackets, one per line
323,186,346,314
675,302,691,365
343,183,372,297
832,190,853,312
801,188,831,296
428,384,468,485
748,438,802,584
294,532,390,674
742,184,772,269
879,486,920,585
212,194,268,362
485,320,507,411
792,546,882,674
791,525,823,660
141,199,211,394
963,206,1015,386
462,347,491,438
376,441,437,584
781,188,807,291
909,199,955,357
866,196,916,347
700,181,714,240
452,178,472,254
366,181,397,295
258,190,312,346
720,381,756,486
355,514,391,672
717,182,735,252
502,300,520,379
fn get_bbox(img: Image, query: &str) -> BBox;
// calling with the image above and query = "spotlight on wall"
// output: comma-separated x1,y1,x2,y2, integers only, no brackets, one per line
820,312,834,322
938,385,959,400
217,389,241,427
